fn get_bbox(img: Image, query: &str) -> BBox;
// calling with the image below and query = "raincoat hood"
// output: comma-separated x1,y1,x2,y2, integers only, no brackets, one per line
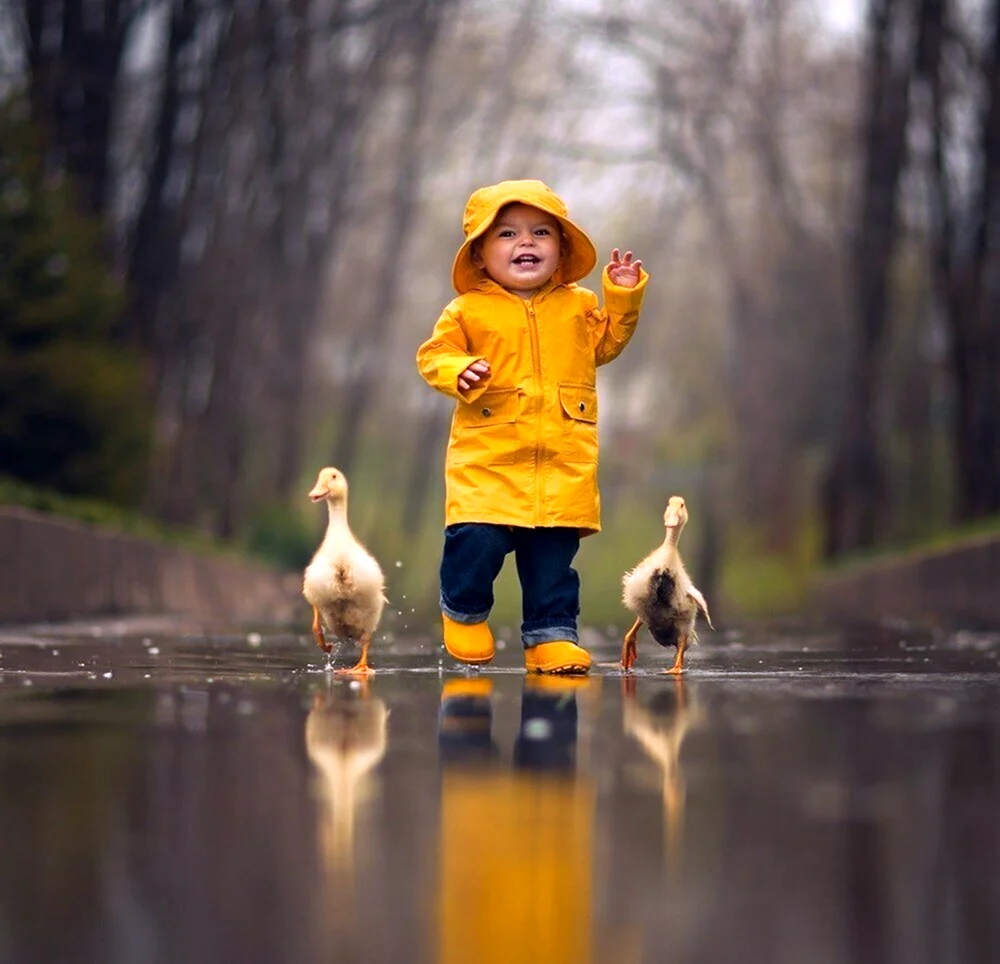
452,179,598,295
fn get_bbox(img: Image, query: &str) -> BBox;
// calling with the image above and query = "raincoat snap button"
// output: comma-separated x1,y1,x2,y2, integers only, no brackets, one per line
482,407,491,416
578,402,586,412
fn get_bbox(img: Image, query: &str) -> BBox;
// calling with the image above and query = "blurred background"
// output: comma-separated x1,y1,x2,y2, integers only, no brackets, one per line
2,0,999,630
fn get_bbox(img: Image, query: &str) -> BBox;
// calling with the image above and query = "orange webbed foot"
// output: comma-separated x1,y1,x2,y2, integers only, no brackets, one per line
621,618,642,672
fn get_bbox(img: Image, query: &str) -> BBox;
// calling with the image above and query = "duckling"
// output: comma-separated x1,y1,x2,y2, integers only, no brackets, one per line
303,467,387,675
621,495,713,674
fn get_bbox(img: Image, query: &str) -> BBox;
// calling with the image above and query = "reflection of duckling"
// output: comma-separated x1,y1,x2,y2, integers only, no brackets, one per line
305,682,388,873
621,495,713,674
302,467,387,674
622,678,701,869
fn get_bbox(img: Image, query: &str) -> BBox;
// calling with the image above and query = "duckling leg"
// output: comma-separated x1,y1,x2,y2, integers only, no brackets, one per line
336,631,374,676
664,634,688,675
311,606,332,653
621,618,642,671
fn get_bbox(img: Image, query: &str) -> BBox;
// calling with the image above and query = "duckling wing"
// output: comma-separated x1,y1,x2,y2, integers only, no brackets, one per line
686,585,714,630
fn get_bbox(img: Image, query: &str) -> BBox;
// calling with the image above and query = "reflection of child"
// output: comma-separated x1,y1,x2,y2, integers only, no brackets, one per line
416,180,648,674
436,677,594,964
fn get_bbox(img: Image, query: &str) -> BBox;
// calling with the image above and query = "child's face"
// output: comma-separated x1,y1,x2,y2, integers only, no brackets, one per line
473,203,563,296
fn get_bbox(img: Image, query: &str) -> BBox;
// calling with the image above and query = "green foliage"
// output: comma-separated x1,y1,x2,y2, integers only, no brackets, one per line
0,474,224,555
823,512,1000,572
243,502,318,570
0,97,150,504
720,518,821,617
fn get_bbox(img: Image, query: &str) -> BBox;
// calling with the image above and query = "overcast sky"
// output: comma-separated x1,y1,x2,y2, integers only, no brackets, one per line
823,0,863,32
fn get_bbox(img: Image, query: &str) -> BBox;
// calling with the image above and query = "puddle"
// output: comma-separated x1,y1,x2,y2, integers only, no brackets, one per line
1,619,998,963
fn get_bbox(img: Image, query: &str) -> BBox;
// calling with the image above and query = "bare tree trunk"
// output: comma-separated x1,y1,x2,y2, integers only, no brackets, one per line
25,0,128,221
921,0,1000,522
124,0,199,357
329,0,446,475
401,407,450,537
823,0,915,557
948,0,1000,519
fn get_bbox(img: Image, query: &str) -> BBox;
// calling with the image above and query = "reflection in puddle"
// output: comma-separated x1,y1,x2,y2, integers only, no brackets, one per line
305,679,388,938
1,622,999,964
436,676,596,964
622,677,702,873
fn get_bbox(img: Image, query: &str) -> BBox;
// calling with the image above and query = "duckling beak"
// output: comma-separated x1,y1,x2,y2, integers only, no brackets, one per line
309,483,328,502
664,505,684,528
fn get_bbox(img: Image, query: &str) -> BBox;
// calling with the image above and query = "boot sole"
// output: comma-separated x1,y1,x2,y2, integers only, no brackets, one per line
443,644,495,665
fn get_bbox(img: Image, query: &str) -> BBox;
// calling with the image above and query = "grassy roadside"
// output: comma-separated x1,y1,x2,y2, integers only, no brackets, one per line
0,476,235,559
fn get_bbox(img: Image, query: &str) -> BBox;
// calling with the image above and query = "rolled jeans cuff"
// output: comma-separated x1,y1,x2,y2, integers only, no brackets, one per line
440,594,491,625
522,623,579,648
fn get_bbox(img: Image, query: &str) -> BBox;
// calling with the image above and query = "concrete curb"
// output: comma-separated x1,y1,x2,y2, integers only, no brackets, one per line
0,507,302,625
812,533,1000,627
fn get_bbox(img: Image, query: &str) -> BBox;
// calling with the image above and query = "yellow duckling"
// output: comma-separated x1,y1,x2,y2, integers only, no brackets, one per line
303,467,387,675
621,495,713,674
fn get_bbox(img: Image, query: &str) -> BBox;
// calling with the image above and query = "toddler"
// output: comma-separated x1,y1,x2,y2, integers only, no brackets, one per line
416,179,647,674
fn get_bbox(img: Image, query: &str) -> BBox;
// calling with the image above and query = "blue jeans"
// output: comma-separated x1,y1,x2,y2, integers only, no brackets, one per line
439,523,581,647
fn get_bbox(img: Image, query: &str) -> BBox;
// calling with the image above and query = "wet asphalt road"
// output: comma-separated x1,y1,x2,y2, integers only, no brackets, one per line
1,617,998,964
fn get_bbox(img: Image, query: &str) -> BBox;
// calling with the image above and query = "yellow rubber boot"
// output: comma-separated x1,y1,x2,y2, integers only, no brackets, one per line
442,614,495,664
524,641,591,675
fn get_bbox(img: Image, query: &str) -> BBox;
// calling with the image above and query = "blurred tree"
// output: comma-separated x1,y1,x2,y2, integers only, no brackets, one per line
823,0,916,556
10,0,466,536
0,99,149,502
918,0,1000,522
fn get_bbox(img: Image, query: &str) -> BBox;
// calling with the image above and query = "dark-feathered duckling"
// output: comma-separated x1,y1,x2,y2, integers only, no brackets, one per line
620,496,713,674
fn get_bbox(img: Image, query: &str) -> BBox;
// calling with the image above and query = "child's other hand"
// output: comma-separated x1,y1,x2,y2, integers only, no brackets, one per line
607,249,643,288
458,359,490,391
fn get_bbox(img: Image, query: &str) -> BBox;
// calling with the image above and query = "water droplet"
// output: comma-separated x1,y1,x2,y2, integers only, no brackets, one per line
103,671,113,679
349,680,362,691
523,718,552,740
395,560,403,567
148,647,160,656
51,649,59,656
247,632,262,647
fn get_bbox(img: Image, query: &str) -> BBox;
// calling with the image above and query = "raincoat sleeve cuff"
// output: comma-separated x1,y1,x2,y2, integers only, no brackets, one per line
601,266,648,315
417,350,488,401
445,355,491,402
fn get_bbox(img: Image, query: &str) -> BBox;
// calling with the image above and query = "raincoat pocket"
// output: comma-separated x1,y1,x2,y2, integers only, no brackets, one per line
558,383,598,463
450,388,520,465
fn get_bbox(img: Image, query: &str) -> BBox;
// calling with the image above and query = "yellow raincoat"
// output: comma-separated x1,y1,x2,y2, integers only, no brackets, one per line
416,181,647,534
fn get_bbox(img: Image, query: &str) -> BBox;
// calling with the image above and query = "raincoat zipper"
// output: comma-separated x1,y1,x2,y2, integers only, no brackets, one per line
525,297,544,524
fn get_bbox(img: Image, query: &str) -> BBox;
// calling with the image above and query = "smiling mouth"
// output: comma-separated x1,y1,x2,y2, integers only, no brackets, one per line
512,255,540,265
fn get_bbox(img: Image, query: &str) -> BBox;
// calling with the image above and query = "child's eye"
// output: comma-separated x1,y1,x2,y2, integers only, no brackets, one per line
535,228,551,236
498,229,515,237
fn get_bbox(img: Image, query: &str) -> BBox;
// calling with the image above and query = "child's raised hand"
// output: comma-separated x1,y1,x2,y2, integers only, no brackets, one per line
607,248,643,288
458,358,490,391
